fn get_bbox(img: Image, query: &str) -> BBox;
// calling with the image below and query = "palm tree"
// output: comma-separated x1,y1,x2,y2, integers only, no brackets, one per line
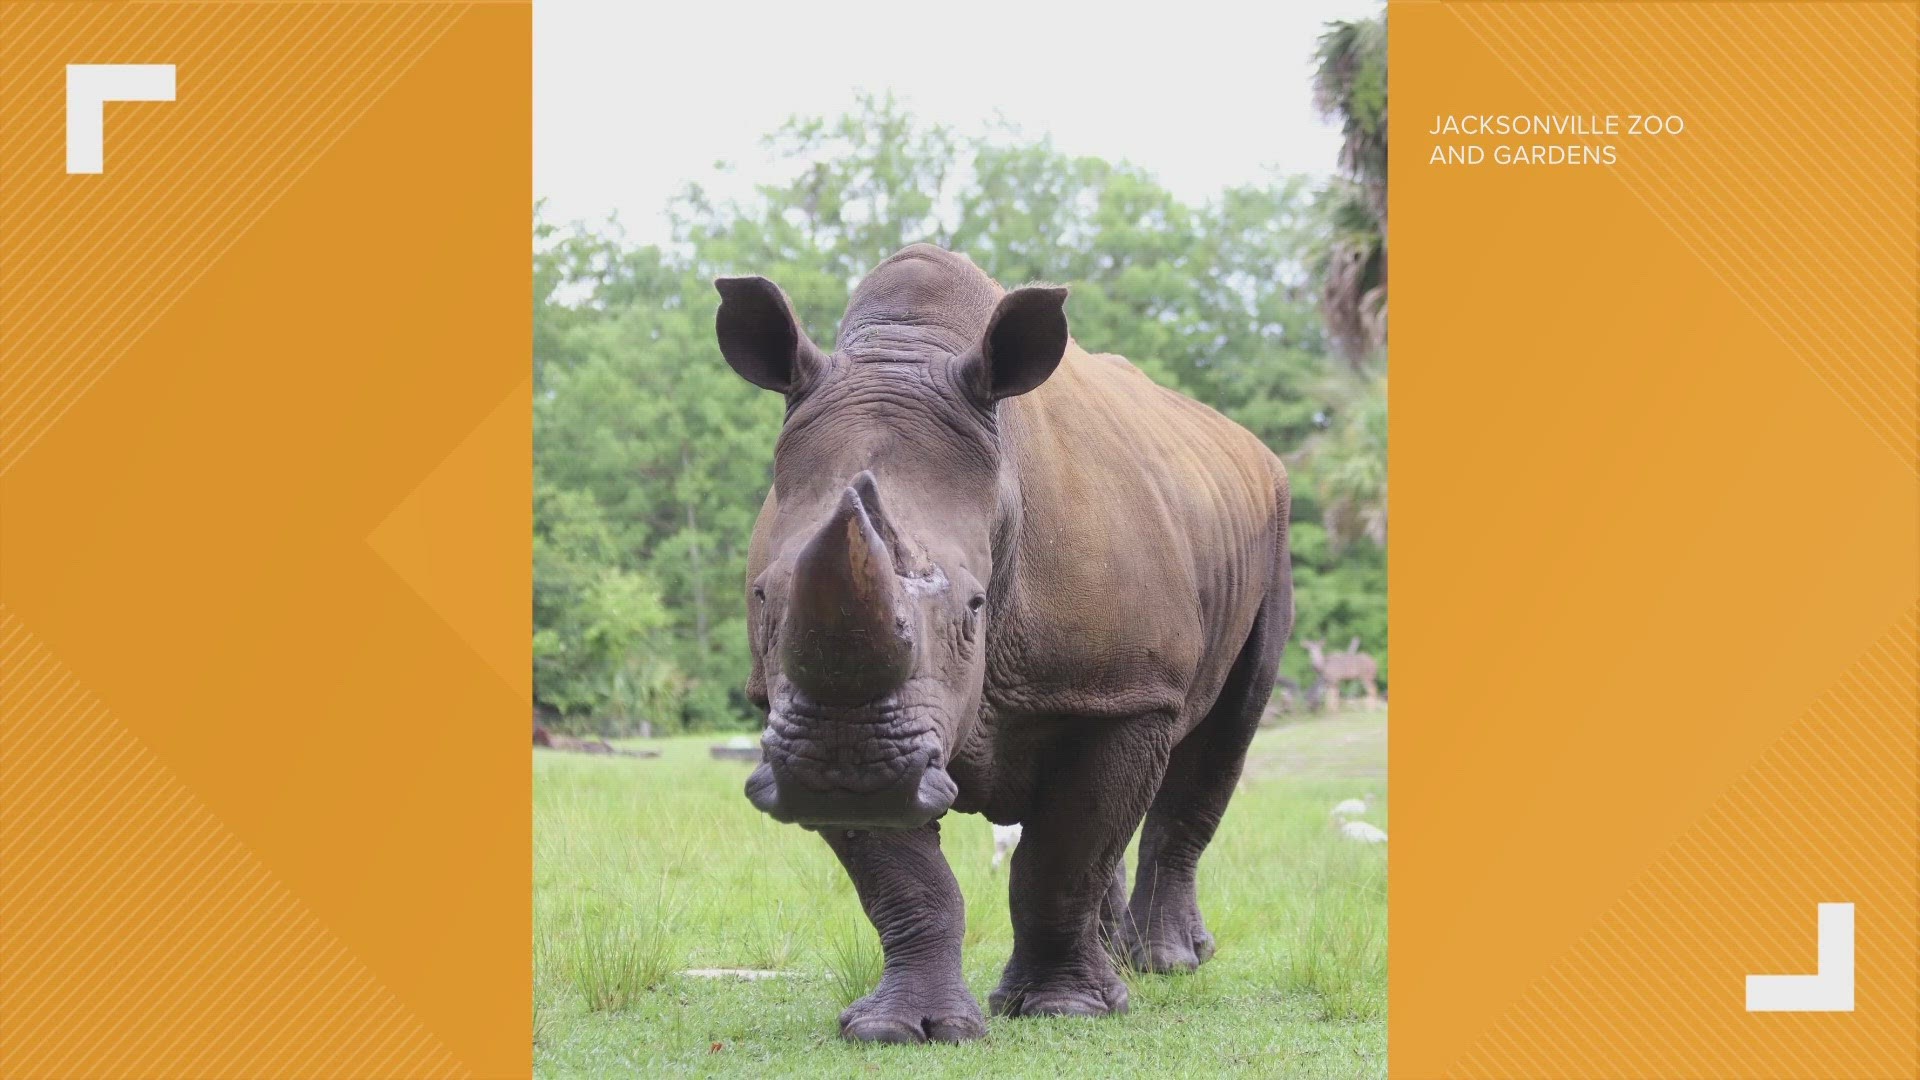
1311,14,1388,365
1307,12,1388,548
1310,180,1387,370
1313,16,1387,215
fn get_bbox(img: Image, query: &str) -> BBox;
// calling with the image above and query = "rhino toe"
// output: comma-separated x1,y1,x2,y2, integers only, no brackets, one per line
1125,918,1216,973
838,979,986,1044
840,1014,921,1043
922,1012,989,1043
990,972,1129,1019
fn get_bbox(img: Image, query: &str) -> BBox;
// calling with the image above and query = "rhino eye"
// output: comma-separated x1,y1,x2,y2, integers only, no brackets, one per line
968,593,987,612
752,586,767,603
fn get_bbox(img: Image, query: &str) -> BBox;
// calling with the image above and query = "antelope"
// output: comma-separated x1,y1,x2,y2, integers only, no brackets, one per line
1302,639,1380,711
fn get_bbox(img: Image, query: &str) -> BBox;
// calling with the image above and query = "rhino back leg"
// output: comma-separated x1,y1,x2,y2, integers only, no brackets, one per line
821,822,985,1043
1125,550,1291,973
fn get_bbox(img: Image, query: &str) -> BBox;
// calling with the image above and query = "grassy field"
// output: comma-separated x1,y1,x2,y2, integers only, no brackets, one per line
533,712,1386,1079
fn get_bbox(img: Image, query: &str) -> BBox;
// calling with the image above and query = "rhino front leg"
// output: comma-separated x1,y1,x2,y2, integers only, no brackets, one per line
991,722,1172,1019
819,821,985,1044
1099,856,1131,949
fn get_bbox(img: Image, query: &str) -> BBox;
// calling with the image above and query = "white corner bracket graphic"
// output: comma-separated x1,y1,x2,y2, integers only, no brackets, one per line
1746,902,1855,1012
67,64,176,174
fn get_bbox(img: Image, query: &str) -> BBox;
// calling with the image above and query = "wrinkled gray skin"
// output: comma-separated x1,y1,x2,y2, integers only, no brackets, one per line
715,245,1292,1043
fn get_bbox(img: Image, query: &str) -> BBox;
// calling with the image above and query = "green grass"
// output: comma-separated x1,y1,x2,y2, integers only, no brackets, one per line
533,712,1387,1078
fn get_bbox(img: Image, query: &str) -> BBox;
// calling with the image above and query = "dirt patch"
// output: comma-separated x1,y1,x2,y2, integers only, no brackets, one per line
534,718,660,758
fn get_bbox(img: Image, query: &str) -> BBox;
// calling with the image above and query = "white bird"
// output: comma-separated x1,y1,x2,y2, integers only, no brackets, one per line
1339,819,1388,844
991,823,1023,870
1330,798,1368,819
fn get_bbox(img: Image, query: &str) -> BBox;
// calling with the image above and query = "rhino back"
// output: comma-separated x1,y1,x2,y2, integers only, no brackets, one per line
991,344,1285,728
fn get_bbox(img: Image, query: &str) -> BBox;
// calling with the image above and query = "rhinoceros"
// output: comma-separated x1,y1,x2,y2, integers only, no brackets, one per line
715,244,1293,1043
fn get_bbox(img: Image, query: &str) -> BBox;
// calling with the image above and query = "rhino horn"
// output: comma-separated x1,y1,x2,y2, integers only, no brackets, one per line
780,471,912,704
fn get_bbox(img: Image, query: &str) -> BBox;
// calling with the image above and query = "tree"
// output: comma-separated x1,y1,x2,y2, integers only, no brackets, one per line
1311,15,1388,366
1304,11,1390,557
532,481,680,730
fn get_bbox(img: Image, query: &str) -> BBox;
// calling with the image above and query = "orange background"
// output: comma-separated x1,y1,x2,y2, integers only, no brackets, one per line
1,4,529,1078
1393,2,1916,1078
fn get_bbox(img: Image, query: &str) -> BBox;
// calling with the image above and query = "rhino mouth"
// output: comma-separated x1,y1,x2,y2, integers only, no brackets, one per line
744,697,955,829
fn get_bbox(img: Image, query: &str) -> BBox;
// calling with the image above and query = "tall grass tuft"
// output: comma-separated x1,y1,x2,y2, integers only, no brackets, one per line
558,899,680,1013
1101,906,1146,1002
823,917,883,1007
741,898,800,972
531,1001,551,1049
1278,848,1387,1021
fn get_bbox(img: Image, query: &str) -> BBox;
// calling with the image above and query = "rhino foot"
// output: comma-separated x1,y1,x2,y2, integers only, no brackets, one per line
839,975,985,1044
1123,909,1216,973
989,966,1129,1019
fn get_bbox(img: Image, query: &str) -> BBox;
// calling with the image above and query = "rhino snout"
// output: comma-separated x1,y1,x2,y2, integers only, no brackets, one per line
745,757,956,830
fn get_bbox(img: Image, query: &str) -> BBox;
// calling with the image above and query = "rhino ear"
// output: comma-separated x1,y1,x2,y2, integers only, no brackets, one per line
714,276,826,393
964,285,1069,401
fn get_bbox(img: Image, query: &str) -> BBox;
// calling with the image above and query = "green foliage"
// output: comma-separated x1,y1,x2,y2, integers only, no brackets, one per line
1310,14,1388,368
1305,372,1388,550
1313,18,1388,187
533,225,779,732
532,481,680,728
534,91,1389,730
1287,522,1388,688
1303,10,1390,611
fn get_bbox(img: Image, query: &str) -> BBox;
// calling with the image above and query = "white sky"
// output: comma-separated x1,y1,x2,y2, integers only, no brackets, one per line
535,0,1383,245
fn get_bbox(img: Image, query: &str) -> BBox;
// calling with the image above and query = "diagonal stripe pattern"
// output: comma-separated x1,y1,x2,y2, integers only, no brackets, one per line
1452,1,1920,474
0,606,471,1079
1447,611,1919,1078
0,1,470,477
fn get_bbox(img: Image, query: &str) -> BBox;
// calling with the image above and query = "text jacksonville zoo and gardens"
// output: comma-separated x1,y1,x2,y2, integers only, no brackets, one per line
1427,112,1685,166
